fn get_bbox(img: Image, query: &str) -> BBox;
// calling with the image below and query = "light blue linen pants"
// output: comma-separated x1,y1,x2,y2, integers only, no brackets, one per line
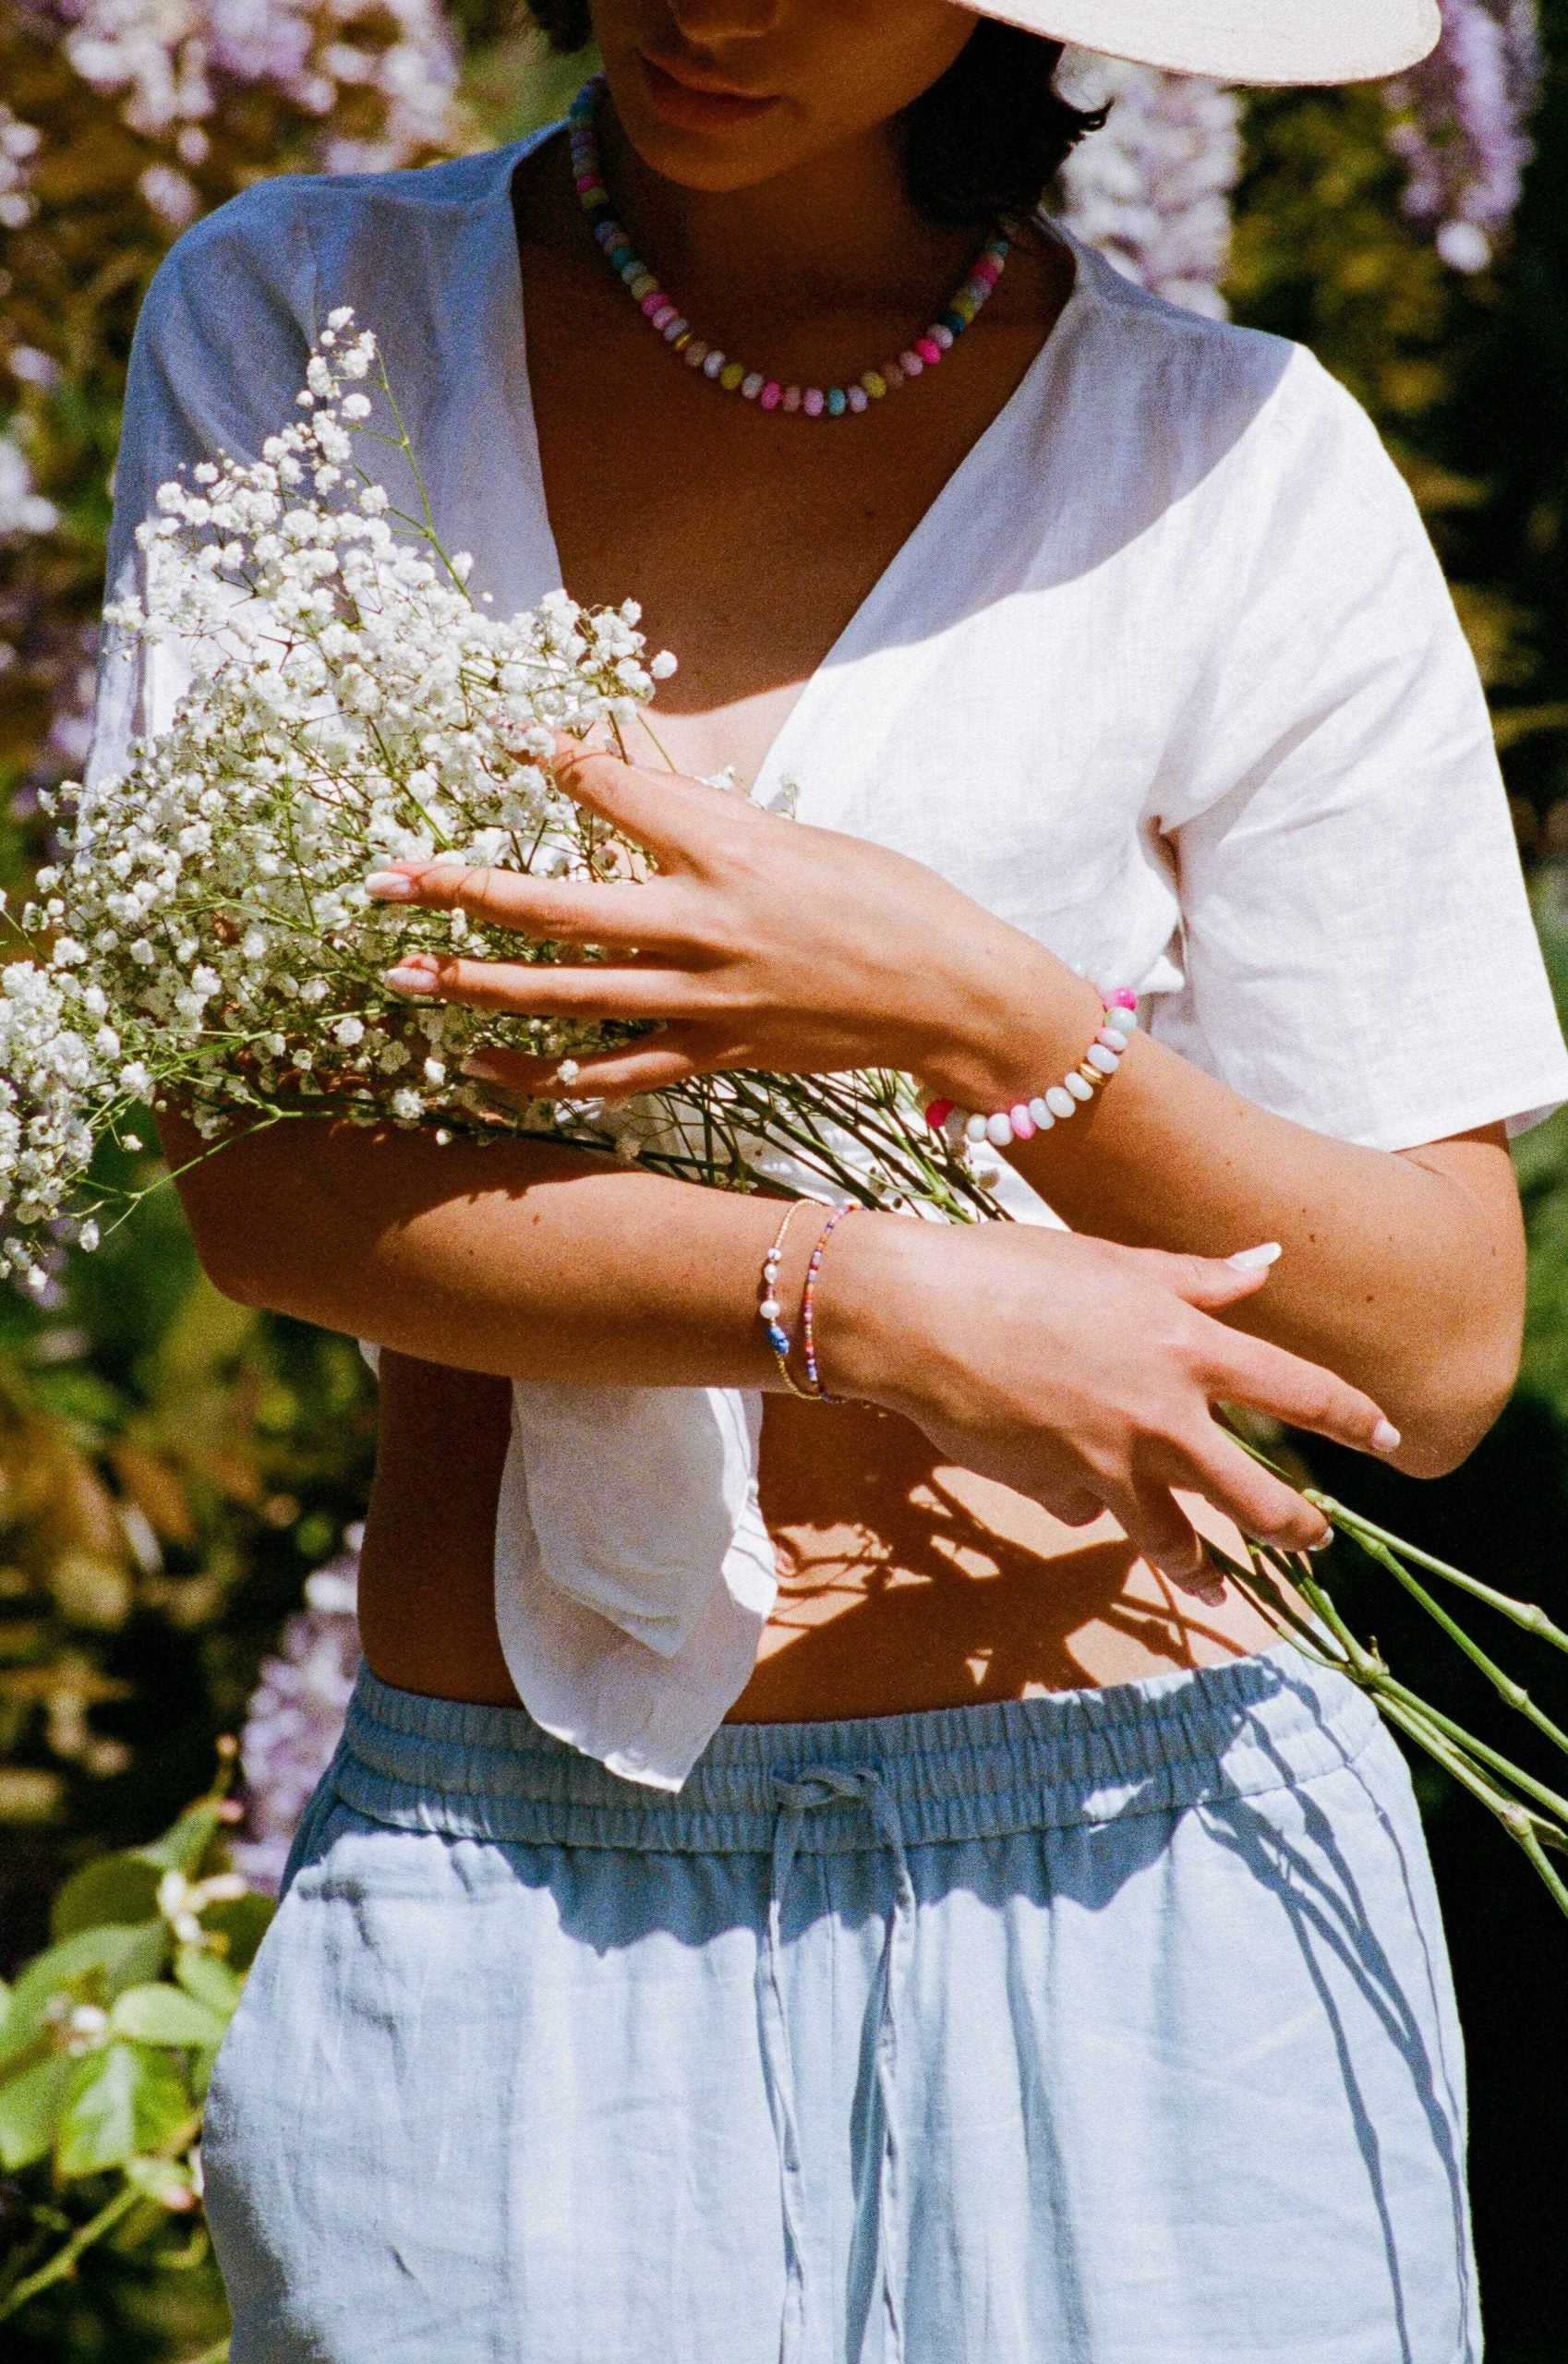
202,1644,1479,2362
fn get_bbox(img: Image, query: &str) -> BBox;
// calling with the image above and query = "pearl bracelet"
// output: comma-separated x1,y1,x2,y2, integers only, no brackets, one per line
923,993,1138,1148
758,1200,860,1404
758,1200,821,1401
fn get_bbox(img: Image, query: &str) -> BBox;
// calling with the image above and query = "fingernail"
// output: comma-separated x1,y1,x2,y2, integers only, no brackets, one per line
1372,1418,1402,1453
1171,1569,1227,1606
461,1053,511,1082
1159,1550,1221,1598
382,964,438,995
1308,1531,1334,1554
1228,1241,1283,1272
365,872,416,899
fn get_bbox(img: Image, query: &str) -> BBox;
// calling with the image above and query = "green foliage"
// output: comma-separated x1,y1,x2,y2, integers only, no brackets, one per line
0,1760,270,2346
1229,12,1568,820
1,6,1567,2358
1515,876,1568,1429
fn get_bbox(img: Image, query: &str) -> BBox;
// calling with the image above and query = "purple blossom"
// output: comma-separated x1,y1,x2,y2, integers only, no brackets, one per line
233,1539,361,1892
1055,54,1242,320
1383,0,1543,270
44,0,464,175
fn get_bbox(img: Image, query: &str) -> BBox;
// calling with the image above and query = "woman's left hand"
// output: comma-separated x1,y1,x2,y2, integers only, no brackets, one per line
369,737,1095,1101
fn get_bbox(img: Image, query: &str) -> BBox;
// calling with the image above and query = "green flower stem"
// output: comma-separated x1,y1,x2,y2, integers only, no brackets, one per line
1370,1695,1568,1921
0,2185,143,2322
1369,1672,1568,1828
1304,1494,1568,1656
1212,1537,1568,1919
1255,1549,1568,1844
1514,1820,1568,1919
0,2109,202,2322
1346,1526,1568,1762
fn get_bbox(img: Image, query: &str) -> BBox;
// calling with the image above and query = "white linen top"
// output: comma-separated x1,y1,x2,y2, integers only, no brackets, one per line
96,127,1568,1790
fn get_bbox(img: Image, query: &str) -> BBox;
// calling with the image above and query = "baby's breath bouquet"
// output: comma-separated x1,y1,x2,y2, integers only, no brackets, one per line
0,309,991,1295
2,312,1567,1925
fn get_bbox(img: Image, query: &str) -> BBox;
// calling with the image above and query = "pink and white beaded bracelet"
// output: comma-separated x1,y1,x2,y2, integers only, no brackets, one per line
924,993,1138,1148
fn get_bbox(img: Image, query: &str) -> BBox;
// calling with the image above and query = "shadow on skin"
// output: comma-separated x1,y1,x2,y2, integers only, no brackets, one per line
743,1394,1252,1719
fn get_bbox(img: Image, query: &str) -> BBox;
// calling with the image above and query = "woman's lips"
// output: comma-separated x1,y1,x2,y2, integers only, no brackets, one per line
636,53,781,134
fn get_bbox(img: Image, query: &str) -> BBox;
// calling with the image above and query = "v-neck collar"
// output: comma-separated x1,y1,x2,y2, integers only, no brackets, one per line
483,123,1095,802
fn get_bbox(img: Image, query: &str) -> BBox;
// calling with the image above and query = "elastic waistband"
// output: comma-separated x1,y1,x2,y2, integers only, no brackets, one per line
329,1643,1381,1854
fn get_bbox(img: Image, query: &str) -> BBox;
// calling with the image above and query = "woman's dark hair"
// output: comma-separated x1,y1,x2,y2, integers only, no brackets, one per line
526,8,1104,227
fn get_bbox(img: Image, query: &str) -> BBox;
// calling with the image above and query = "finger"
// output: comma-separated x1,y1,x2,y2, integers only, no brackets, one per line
549,1035,713,1099
550,733,753,863
366,862,691,951
1111,1481,1225,1600
1039,1487,1105,1529
462,1031,712,1103
1205,1333,1401,1459
381,953,714,1021
1172,1421,1333,1556
1082,1236,1284,1312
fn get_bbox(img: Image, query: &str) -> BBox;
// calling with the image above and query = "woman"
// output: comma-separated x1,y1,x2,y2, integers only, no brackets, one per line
100,0,1568,2356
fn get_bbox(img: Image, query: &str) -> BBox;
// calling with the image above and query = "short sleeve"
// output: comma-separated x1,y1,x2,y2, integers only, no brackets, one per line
88,182,319,795
1148,350,1568,1152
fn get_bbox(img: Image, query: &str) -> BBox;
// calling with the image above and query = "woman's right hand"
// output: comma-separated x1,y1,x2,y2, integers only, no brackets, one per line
817,1221,1401,1588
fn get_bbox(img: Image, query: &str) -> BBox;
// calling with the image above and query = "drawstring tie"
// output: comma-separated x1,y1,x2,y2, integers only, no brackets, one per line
757,1766,916,2364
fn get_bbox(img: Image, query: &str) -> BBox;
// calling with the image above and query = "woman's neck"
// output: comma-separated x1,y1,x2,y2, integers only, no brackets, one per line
596,101,983,333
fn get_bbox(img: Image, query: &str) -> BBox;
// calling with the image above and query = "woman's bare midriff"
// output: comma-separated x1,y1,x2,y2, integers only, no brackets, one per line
356,1353,1285,1722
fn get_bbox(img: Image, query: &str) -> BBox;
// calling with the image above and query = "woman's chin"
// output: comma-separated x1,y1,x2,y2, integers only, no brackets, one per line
601,54,802,191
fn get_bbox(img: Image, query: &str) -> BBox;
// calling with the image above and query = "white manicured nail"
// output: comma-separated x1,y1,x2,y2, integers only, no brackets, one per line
1228,1241,1283,1272
1372,1418,1402,1453
1166,1560,1225,1604
365,872,416,899
382,965,438,995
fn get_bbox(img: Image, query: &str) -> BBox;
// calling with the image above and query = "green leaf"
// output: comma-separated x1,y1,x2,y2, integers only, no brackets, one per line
56,2042,190,2177
137,1801,223,1878
125,2151,199,2210
0,2053,74,2171
108,1984,226,2048
51,1851,164,1940
0,1924,169,2068
200,1891,274,1972
175,1948,243,2022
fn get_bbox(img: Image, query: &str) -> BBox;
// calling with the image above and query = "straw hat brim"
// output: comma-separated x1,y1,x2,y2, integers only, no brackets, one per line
965,0,1441,84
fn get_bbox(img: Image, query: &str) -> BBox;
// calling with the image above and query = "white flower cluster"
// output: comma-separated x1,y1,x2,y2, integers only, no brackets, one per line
0,309,680,1274
1055,51,1242,320
0,954,103,1286
0,312,997,1282
0,103,41,232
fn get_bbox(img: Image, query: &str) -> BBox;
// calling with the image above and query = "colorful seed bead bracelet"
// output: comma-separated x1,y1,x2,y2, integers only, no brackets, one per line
758,1201,861,1404
800,1204,859,1402
924,993,1139,1147
758,1200,820,1401
569,75,1015,419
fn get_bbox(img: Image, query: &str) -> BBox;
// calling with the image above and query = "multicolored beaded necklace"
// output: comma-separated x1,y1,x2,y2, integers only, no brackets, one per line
567,75,1016,419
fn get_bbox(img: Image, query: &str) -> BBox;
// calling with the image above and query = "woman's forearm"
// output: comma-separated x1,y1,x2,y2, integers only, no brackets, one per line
158,1106,799,1387
928,951,1523,1474
368,779,1526,1476
159,1097,1413,1578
